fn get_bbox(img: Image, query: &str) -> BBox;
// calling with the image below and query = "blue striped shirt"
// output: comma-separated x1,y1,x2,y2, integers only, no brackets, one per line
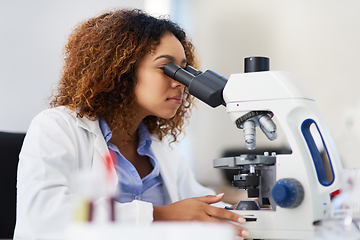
99,119,164,206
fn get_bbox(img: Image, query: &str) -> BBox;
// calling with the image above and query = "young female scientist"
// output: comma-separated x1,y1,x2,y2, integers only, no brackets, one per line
14,9,248,239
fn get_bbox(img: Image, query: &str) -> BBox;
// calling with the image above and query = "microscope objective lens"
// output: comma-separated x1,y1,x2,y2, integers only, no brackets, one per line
243,120,256,150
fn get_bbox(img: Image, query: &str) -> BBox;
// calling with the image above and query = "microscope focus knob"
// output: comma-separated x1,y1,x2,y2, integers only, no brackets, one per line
272,178,304,208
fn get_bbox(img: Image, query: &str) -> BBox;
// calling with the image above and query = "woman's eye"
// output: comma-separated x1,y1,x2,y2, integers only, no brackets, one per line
158,66,165,71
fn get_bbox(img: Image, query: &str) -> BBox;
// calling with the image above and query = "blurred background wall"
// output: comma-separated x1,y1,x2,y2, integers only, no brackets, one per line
1,0,360,189
174,0,360,187
0,0,145,132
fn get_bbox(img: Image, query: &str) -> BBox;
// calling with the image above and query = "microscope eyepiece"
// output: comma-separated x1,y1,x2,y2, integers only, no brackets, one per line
164,62,194,87
185,65,202,76
163,62,227,108
163,62,180,79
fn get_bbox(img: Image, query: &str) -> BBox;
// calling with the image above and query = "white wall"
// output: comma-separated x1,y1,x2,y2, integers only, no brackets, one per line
180,0,360,186
0,0,144,133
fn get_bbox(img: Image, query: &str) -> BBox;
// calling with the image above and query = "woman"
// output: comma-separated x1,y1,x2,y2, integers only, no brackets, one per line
14,9,248,239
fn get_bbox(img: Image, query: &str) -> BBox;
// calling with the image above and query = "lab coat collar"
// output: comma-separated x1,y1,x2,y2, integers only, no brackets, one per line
76,118,103,139
57,106,104,138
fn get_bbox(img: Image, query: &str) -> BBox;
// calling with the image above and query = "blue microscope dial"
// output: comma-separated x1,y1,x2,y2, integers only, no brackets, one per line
272,178,304,208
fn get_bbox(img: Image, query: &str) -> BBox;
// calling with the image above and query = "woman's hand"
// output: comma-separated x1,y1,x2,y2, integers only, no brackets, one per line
153,193,249,238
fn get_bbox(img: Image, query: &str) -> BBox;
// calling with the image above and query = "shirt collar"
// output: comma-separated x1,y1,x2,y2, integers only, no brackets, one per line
137,122,152,150
99,118,112,143
98,119,152,149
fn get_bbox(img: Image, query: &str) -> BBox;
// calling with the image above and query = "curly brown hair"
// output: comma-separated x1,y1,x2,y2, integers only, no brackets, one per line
50,9,198,142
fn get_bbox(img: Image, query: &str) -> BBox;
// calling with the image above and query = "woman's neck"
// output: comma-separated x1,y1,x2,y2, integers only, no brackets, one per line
110,119,141,146
109,118,154,179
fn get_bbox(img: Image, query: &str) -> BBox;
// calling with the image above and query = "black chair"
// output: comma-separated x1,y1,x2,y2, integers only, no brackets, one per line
0,132,26,239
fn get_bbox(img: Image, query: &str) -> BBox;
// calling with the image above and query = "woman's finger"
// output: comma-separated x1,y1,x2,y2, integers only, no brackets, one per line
192,193,225,204
199,214,249,238
205,205,246,224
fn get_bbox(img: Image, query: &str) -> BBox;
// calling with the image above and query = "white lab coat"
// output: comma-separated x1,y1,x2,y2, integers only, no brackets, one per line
14,106,224,240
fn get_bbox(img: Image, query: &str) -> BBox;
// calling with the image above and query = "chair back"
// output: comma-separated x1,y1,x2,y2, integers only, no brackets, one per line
0,132,26,239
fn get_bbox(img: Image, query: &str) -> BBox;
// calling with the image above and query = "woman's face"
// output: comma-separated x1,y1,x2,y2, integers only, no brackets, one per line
134,32,187,120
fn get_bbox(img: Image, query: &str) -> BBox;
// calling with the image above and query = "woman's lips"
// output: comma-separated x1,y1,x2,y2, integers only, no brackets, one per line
167,95,182,104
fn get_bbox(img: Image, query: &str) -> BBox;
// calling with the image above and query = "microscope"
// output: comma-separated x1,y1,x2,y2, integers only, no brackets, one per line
164,57,344,240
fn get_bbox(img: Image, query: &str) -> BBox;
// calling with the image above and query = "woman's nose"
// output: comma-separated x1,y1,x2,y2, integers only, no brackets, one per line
171,78,185,89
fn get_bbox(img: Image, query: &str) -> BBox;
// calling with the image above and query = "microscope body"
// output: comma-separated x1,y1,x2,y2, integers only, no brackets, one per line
218,70,343,239
163,59,344,239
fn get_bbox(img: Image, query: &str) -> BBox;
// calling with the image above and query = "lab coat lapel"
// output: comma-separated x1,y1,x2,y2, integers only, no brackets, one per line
76,116,118,195
150,138,179,203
